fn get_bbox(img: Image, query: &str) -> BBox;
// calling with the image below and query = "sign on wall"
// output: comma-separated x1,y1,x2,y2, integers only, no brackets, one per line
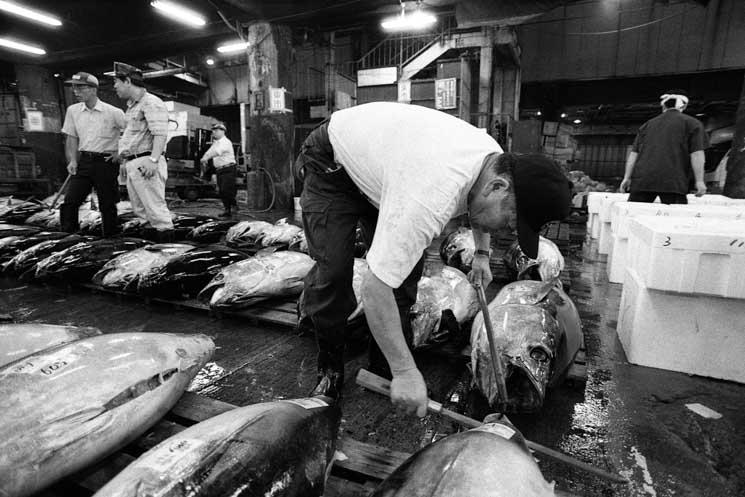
269,87,292,113
25,110,44,131
434,78,457,110
357,67,397,87
335,91,352,110
397,80,411,103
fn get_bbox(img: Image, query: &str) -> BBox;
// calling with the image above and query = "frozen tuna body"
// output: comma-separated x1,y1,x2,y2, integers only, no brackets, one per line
91,243,194,290
93,396,340,497
503,236,565,281
225,220,273,248
440,227,475,274
0,323,101,368
372,420,556,497
410,266,478,349
0,332,215,497
199,251,315,309
257,218,303,247
138,247,248,298
186,220,239,243
471,279,582,412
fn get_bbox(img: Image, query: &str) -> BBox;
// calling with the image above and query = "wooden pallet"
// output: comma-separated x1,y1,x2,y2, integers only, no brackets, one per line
43,392,407,497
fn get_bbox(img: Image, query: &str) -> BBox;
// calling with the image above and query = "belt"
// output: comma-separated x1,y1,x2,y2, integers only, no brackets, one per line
122,151,154,161
79,151,111,159
216,163,237,171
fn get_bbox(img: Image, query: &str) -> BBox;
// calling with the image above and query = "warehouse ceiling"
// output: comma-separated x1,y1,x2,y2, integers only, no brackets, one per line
0,0,594,68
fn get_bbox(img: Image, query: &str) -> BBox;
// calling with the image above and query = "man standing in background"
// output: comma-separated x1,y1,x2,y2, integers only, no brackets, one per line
113,62,175,242
60,72,125,237
620,90,707,203
200,123,237,217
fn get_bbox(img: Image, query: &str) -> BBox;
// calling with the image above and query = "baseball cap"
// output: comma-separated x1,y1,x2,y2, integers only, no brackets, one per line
64,72,98,88
113,62,144,84
211,123,227,131
511,154,572,259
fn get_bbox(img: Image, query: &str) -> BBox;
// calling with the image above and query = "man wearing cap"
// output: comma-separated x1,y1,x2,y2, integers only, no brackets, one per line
620,90,707,203
200,123,237,217
112,62,174,241
294,102,571,415
60,72,126,237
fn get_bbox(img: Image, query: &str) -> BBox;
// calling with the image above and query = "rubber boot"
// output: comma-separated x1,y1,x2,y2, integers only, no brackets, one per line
310,345,345,401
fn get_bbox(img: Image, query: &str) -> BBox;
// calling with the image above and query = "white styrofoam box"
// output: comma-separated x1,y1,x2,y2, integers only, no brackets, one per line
607,203,745,283
617,268,745,383
588,192,627,238
627,216,745,298
596,193,629,250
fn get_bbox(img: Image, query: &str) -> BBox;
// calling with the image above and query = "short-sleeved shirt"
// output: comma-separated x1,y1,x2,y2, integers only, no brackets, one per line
61,99,125,153
630,110,706,194
202,136,235,169
118,90,169,156
328,102,502,288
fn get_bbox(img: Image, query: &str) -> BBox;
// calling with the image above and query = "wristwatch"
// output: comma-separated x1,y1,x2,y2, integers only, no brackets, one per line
475,249,491,257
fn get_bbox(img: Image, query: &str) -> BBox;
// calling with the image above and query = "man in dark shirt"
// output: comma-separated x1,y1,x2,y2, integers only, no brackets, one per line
620,90,707,203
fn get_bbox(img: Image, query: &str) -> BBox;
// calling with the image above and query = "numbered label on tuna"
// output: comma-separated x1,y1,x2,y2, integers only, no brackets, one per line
285,398,329,410
141,438,205,472
40,360,68,375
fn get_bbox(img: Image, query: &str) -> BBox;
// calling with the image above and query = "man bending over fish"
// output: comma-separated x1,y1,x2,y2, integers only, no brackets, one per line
295,102,571,416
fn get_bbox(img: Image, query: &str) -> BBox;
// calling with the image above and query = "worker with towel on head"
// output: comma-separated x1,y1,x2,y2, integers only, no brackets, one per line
200,123,237,217
60,71,125,237
620,90,707,203
112,62,175,242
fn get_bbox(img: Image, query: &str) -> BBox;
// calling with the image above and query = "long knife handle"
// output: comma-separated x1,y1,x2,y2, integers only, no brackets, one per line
356,368,442,413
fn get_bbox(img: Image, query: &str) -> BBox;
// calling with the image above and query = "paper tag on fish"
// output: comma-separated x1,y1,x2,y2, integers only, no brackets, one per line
473,423,516,440
7,349,81,376
140,438,205,472
285,398,329,410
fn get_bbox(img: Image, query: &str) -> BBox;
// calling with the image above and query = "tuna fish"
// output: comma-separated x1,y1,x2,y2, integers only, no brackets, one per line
120,217,150,237
257,218,303,247
225,220,272,248
138,247,248,298
91,243,194,291
3,234,92,278
25,209,58,227
0,323,101,368
0,232,69,264
92,396,340,497
440,227,475,274
35,238,151,283
410,266,479,350
471,279,583,412
186,219,239,244
199,251,315,309
171,214,216,240
0,223,41,238
503,236,565,281
289,230,308,253
0,201,45,224
371,419,556,496
0,332,214,497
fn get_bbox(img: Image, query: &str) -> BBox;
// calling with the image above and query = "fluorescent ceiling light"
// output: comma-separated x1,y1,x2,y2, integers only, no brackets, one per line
151,0,206,28
205,56,215,66
217,41,249,53
573,119,582,124
0,37,45,55
0,0,61,26
381,9,436,32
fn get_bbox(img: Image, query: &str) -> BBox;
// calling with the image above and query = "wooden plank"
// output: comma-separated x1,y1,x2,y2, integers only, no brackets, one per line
73,452,135,492
335,437,411,481
325,475,377,497
168,391,237,424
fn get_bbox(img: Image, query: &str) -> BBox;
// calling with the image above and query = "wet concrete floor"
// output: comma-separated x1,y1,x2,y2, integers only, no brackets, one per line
1,201,744,496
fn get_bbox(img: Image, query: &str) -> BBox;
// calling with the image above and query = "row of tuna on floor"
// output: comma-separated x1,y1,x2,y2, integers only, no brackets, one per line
0,325,558,497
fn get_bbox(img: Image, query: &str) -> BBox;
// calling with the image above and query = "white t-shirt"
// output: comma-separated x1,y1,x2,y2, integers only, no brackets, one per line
328,102,502,288
202,136,236,169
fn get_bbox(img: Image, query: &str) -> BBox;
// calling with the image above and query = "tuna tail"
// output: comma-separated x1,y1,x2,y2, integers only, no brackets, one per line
196,282,220,303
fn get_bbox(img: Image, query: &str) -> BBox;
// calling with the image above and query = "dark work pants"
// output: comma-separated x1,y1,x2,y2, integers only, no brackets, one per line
60,155,119,236
628,191,688,205
216,165,237,210
297,123,424,373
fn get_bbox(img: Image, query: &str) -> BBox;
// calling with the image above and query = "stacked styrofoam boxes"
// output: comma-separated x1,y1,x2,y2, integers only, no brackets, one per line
587,192,627,240
617,216,745,382
607,202,745,283
596,193,629,253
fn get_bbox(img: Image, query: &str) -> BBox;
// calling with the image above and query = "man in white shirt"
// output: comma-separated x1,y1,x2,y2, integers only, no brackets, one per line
61,72,126,237
200,123,237,217
295,102,572,415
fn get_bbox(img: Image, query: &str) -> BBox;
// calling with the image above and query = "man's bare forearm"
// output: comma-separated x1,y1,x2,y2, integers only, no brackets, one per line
361,271,416,374
690,150,705,183
623,151,637,180
472,227,491,254
151,135,167,158
65,135,79,164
